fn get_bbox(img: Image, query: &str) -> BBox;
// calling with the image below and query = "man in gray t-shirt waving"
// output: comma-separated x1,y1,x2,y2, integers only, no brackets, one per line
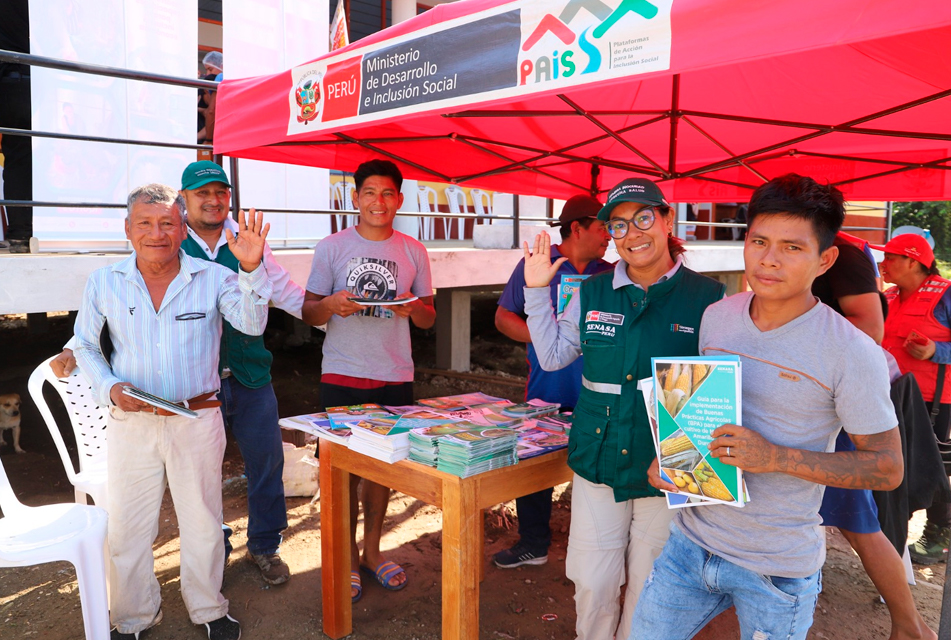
631,175,904,640
302,159,435,603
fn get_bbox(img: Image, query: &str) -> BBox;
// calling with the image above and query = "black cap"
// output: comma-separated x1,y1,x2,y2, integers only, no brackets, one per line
597,178,669,221
550,194,603,227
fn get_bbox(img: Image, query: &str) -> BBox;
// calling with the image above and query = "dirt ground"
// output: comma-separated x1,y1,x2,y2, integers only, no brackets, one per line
0,295,946,639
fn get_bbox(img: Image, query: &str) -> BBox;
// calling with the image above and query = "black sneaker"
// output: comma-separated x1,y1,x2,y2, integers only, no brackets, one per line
111,609,163,639
493,543,549,569
205,614,241,640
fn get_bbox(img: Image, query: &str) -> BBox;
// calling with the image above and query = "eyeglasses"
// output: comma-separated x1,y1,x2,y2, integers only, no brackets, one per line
606,207,659,239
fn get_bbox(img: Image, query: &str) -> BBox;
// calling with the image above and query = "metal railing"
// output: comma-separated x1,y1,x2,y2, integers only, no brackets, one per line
0,48,891,252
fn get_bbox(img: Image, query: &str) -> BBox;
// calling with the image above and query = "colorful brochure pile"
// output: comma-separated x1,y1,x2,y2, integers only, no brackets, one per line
278,412,350,445
407,423,470,466
435,426,519,478
416,392,507,412
500,399,560,419
515,424,570,460
348,416,412,463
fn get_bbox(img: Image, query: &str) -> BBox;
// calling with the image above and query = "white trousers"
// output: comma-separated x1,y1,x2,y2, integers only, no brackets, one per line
107,407,228,633
566,474,674,640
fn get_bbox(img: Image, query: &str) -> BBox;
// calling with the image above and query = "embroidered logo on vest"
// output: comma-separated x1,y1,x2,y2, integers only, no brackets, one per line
585,310,624,325
670,324,695,334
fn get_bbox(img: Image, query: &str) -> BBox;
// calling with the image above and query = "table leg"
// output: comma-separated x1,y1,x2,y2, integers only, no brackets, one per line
320,440,352,639
442,477,480,640
478,509,485,583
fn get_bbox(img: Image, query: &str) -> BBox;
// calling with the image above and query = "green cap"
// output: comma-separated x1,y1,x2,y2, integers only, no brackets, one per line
597,178,669,220
181,161,231,191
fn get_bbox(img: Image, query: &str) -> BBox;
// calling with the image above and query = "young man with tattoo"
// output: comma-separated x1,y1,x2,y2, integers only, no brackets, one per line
632,174,904,640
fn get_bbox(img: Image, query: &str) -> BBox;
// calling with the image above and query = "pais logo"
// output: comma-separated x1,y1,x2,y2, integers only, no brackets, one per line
294,70,323,124
519,0,660,86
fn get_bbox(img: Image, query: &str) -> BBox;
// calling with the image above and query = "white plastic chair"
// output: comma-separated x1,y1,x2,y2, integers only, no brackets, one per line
28,356,108,508
471,189,493,223
0,452,110,640
444,186,468,239
417,186,438,240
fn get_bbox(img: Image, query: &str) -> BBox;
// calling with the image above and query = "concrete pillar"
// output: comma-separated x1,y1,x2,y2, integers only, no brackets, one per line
392,0,417,24
709,272,746,296
435,289,471,371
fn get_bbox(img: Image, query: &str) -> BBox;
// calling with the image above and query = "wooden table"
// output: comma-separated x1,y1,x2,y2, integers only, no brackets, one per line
318,440,572,640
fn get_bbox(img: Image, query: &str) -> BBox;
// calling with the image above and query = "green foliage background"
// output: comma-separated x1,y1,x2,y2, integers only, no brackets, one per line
892,202,951,260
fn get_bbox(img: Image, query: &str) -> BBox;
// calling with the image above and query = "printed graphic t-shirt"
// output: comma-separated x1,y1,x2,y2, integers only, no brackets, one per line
676,292,895,578
307,226,433,382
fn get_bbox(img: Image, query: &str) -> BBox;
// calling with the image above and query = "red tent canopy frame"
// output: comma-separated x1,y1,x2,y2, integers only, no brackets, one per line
215,0,951,202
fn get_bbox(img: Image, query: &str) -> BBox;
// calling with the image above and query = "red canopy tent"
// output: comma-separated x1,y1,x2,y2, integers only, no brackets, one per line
214,0,951,202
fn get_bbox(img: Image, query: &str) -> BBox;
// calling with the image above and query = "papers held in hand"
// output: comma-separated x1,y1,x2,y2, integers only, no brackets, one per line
348,295,418,306
122,386,199,419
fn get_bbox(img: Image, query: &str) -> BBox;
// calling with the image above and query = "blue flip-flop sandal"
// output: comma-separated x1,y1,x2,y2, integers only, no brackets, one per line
361,561,407,591
351,570,363,603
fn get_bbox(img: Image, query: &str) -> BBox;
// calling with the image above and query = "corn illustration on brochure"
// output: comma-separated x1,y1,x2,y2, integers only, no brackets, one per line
645,355,747,508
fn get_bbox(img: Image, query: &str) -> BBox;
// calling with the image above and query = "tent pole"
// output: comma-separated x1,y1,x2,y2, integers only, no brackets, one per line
590,163,600,196
669,74,680,177
512,196,520,250
228,156,241,220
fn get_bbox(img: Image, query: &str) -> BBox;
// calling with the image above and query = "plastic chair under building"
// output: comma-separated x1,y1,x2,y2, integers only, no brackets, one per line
0,450,110,640
471,189,492,223
28,356,108,508
492,192,514,225
444,186,468,239
330,181,357,233
417,186,438,239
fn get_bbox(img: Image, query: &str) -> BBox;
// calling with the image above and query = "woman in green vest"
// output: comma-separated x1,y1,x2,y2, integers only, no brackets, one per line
522,178,725,640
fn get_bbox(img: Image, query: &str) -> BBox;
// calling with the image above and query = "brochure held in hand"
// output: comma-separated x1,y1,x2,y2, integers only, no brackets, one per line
647,356,747,508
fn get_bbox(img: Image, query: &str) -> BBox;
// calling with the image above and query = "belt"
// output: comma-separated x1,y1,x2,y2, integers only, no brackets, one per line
151,391,221,416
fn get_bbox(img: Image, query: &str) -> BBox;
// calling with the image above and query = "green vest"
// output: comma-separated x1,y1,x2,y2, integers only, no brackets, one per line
181,233,273,388
571,266,725,502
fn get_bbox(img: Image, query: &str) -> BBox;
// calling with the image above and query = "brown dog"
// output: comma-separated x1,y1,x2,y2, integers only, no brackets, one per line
0,393,24,453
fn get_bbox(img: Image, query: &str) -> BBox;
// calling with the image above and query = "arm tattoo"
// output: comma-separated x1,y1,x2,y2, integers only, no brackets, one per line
775,428,903,491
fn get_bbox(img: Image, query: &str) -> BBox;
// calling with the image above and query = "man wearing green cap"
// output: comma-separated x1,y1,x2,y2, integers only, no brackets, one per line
179,160,305,585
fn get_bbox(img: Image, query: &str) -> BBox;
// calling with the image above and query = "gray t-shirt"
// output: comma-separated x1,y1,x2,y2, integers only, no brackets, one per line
306,226,433,382
676,291,895,578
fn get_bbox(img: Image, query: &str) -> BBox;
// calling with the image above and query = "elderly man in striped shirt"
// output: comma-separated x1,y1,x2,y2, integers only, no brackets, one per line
74,183,271,640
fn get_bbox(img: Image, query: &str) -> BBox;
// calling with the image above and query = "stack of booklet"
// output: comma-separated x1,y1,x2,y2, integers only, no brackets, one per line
416,392,507,412
407,423,469,466
500,399,561,419
348,417,412,463
436,426,519,478
322,404,410,463
278,411,350,445
515,425,570,459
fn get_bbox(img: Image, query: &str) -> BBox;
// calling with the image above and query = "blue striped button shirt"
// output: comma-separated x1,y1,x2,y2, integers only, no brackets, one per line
74,251,273,407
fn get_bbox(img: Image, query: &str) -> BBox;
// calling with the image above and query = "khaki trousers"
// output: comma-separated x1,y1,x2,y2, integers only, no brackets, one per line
566,474,674,640
107,407,228,633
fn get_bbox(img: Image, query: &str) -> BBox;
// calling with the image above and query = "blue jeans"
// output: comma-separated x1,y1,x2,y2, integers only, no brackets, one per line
630,524,821,640
218,377,287,556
